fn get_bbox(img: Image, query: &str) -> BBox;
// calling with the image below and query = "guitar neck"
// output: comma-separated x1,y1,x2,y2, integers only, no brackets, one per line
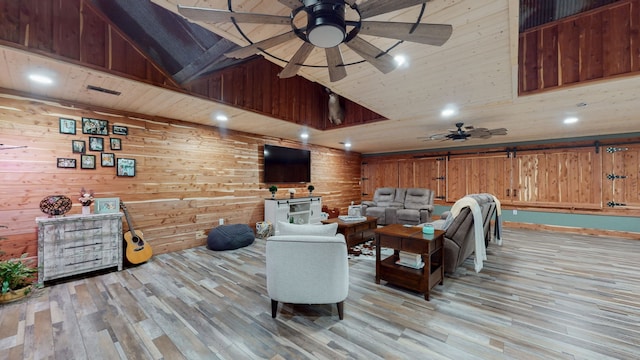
121,203,137,234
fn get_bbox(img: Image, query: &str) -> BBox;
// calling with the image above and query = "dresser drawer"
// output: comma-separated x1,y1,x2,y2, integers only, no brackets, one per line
43,249,120,278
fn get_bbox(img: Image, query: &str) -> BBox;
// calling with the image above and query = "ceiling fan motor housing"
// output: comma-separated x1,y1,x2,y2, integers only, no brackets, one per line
304,0,346,48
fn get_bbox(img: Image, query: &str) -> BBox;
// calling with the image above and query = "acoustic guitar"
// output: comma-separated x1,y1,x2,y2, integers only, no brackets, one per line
120,202,153,264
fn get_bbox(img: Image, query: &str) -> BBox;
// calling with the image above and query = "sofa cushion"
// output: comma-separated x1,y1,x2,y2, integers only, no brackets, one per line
207,224,255,251
403,188,432,210
373,187,396,207
277,221,338,236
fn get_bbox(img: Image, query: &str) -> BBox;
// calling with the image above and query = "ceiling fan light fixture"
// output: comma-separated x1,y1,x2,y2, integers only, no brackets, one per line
305,0,346,48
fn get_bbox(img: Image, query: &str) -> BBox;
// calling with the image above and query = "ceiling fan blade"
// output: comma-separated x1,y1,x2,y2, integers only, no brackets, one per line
429,134,448,140
225,31,298,59
360,21,452,46
279,42,314,79
358,0,429,20
325,46,347,82
470,129,491,139
345,36,396,74
177,5,290,25
489,128,508,135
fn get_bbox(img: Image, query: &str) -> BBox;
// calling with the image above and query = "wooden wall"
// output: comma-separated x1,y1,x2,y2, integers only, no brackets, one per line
0,96,362,262
362,140,640,218
519,0,640,94
0,0,386,132
0,0,177,88
185,57,387,131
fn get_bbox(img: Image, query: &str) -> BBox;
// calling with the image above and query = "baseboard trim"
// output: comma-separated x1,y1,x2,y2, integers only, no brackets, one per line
503,221,640,240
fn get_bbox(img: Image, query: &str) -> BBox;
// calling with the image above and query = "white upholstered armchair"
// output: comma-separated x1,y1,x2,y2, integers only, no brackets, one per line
266,222,349,320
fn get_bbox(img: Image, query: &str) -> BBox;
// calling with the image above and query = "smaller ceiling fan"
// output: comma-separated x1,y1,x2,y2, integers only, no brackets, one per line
420,122,508,142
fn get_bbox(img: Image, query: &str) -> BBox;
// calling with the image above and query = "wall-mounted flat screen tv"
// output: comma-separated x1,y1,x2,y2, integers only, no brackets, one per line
263,144,311,183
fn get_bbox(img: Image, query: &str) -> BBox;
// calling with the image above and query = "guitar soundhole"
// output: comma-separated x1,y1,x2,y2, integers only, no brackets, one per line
132,236,144,246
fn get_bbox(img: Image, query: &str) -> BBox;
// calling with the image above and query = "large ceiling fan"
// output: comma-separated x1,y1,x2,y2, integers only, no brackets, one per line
420,122,508,142
177,0,453,82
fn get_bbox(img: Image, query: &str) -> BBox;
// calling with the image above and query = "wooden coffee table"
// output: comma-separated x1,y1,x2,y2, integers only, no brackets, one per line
374,224,444,301
321,216,378,248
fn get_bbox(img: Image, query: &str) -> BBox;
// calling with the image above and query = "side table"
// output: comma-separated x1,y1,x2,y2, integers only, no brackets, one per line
374,224,444,301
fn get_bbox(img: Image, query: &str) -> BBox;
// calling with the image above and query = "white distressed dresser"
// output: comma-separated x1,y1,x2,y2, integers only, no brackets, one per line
36,212,123,283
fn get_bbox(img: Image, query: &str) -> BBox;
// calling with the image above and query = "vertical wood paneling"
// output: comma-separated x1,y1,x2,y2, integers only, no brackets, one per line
603,145,640,209
186,57,386,131
0,0,176,91
80,2,106,67
55,0,81,59
520,0,639,95
581,11,604,81
0,96,361,261
631,0,640,72
397,160,413,188
603,3,632,76
558,20,580,85
446,158,467,201
361,161,398,199
520,31,540,93
413,158,441,197
0,0,21,43
540,26,559,88
31,0,54,52
515,148,601,208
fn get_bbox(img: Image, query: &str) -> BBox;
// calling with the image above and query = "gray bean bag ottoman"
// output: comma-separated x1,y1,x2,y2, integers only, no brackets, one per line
207,224,255,251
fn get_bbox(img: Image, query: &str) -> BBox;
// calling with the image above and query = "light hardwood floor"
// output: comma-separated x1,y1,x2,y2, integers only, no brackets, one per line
1,228,639,359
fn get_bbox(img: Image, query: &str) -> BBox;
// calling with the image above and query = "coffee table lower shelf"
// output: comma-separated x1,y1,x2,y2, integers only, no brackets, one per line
377,255,443,299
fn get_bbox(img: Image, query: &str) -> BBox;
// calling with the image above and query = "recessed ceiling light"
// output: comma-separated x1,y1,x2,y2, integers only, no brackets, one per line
394,55,407,67
441,106,457,117
300,132,309,139
564,117,578,124
215,114,228,121
28,73,53,85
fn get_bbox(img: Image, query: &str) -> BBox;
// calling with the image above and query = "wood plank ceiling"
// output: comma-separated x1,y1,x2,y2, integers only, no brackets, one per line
1,0,640,154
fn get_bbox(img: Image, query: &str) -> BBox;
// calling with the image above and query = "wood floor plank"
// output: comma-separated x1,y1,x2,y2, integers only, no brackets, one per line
1,228,639,359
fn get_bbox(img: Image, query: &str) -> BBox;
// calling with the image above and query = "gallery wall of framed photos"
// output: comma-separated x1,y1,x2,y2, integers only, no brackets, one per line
57,117,134,176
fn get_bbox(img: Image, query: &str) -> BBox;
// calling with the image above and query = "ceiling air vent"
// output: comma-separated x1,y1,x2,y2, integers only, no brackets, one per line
87,85,121,96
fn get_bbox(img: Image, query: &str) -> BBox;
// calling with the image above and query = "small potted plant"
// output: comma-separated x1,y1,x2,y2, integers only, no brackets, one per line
0,226,37,303
288,188,296,199
79,187,94,215
307,184,315,195
269,185,278,198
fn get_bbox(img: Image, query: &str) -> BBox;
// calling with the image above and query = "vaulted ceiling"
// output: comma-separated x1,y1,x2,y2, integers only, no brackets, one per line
2,0,640,154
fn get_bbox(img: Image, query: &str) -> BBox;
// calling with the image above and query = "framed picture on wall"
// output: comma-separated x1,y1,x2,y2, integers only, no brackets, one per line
110,138,122,150
101,153,115,167
57,158,77,168
72,140,86,153
59,118,76,135
89,136,104,151
81,154,96,169
112,125,128,135
82,117,109,135
117,158,135,177
94,197,120,214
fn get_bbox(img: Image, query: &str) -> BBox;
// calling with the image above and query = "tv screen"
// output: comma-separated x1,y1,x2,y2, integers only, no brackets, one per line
263,144,311,183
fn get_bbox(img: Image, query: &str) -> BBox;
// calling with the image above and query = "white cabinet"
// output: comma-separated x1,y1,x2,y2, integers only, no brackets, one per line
36,213,123,283
265,196,322,234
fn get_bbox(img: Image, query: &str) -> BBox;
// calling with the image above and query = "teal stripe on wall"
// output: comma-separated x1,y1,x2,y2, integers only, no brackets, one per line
434,205,640,233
